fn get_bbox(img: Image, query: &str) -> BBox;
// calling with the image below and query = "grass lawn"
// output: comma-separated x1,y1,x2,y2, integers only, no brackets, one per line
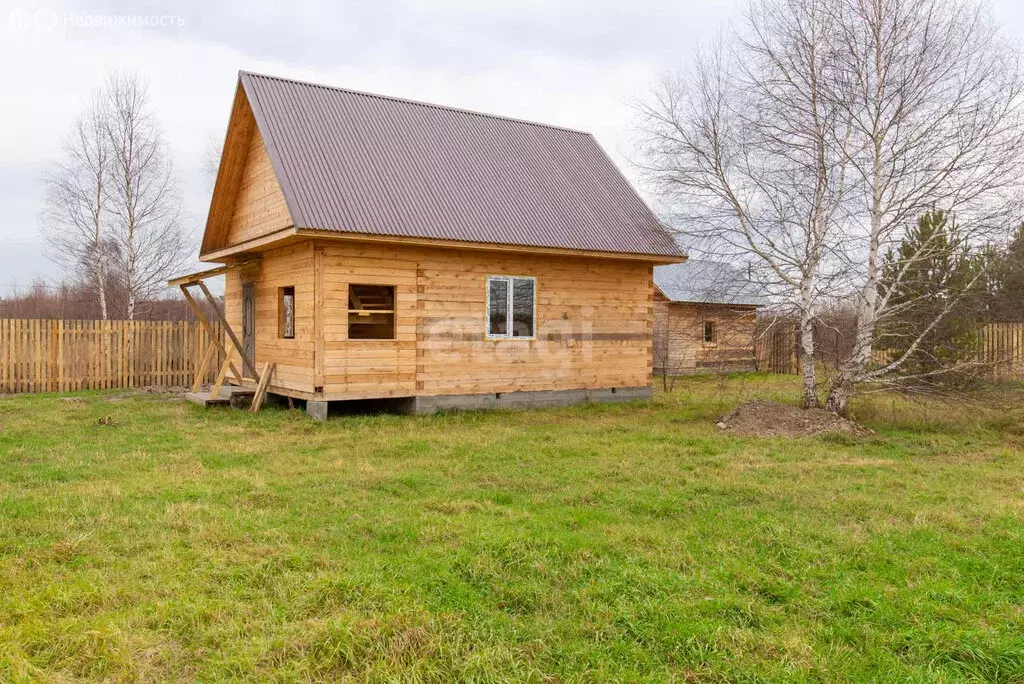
1,375,1023,681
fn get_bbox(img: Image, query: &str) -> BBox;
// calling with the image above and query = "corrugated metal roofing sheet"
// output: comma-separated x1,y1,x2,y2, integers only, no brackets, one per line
239,71,683,258
654,260,765,306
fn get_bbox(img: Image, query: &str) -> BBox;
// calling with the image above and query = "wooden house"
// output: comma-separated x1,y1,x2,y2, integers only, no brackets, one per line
171,72,684,418
653,260,764,375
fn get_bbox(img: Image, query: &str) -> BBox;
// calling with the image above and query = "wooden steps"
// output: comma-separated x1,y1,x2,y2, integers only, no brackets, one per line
186,385,255,407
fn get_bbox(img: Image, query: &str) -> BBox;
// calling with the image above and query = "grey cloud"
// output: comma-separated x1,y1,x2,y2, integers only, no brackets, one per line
5,0,1022,296
67,0,717,70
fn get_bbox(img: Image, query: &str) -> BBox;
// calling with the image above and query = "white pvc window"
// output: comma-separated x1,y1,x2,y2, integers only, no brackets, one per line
486,275,535,339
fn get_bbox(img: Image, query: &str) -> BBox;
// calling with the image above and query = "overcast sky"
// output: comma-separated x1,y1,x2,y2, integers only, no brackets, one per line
3,0,1024,296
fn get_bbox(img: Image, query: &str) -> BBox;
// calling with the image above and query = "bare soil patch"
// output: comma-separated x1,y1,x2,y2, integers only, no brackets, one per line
104,386,189,402
717,400,873,437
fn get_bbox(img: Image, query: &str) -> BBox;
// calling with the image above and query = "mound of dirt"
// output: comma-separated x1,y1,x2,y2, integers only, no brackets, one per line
716,400,873,437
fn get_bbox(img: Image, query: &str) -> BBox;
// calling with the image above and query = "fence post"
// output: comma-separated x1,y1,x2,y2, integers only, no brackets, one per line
1,319,7,393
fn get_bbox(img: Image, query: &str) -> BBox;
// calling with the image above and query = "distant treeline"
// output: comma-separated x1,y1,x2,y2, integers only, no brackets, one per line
0,280,218,321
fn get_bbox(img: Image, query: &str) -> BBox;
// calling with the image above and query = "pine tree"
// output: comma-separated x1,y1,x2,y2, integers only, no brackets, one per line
987,223,1024,322
877,210,983,376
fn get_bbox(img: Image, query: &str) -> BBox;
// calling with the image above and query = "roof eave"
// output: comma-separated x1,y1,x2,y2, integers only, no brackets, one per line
292,228,686,262
201,225,685,263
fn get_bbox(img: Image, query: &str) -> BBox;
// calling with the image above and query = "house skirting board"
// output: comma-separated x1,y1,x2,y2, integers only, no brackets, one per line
301,386,653,420
407,386,652,414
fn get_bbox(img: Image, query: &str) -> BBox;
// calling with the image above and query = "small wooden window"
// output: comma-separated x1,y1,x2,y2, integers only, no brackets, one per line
703,320,716,344
279,286,295,339
486,275,535,339
348,284,395,340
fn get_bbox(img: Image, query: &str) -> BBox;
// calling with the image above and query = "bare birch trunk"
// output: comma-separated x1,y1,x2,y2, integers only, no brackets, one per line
95,255,108,320
799,304,819,408
825,148,883,415
92,178,108,321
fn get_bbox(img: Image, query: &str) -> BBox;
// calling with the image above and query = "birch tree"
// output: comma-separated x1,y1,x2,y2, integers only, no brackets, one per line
822,0,1024,414
104,72,189,320
636,0,851,408
41,93,114,319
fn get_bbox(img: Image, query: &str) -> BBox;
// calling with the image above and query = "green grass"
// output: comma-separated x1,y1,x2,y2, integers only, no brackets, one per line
1,374,1023,681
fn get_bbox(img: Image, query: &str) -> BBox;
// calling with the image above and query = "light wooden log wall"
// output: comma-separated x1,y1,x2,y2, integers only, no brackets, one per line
409,243,653,398
224,243,316,394
222,239,655,400
224,127,292,247
0,319,225,394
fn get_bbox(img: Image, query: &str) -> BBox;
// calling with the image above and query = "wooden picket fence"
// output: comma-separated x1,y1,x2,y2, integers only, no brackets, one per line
762,321,1024,381
979,323,1024,381
0,319,225,394
755,323,800,374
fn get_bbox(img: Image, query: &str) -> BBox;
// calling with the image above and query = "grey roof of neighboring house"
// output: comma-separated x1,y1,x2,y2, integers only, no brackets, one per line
239,71,683,258
654,259,765,306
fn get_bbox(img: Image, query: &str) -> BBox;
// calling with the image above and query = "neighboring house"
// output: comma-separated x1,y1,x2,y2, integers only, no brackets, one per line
653,260,764,374
172,71,684,418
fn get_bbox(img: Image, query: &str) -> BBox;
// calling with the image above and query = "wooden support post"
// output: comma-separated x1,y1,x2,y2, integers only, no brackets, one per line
250,362,275,412
211,348,235,400
192,342,217,392
196,280,259,380
181,284,243,382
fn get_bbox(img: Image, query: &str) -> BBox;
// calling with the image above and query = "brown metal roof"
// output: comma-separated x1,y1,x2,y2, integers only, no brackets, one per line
238,71,682,259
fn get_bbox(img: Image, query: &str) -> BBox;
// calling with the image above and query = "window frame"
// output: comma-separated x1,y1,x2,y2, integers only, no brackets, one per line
703,319,717,346
278,286,296,340
346,283,397,340
485,274,537,340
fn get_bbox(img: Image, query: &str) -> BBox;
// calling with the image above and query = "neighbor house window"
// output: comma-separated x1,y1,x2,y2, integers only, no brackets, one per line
279,286,295,339
703,320,716,344
348,284,395,339
486,275,535,339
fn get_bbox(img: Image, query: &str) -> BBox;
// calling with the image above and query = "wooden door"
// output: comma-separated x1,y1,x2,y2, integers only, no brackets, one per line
242,282,256,373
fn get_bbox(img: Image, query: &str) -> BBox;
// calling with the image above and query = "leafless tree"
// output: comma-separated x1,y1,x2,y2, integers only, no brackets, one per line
103,72,190,320
201,131,222,183
652,323,686,391
822,0,1024,414
0,278,216,321
640,0,1024,414
636,0,852,409
40,92,115,319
